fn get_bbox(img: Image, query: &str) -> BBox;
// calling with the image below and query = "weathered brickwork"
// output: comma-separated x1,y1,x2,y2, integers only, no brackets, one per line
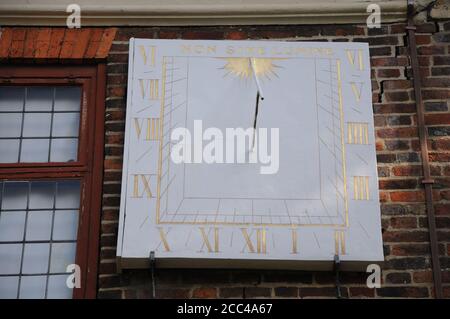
96,18,450,299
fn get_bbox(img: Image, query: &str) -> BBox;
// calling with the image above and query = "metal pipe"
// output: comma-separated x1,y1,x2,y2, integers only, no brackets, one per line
406,0,443,299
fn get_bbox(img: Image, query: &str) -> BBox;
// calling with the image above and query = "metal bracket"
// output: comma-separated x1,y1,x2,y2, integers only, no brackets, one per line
149,251,156,298
334,254,343,299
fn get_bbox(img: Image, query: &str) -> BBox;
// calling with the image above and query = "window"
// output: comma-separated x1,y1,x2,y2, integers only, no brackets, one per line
0,66,105,299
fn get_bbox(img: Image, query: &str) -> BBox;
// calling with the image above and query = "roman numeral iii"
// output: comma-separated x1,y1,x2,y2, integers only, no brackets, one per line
353,176,370,200
347,122,369,144
133,117,161,140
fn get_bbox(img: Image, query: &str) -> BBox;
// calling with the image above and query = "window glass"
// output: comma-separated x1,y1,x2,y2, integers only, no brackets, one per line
0,180,80,299
0,86,81,163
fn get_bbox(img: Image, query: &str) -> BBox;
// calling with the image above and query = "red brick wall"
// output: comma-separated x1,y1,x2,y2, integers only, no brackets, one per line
98,20,450,299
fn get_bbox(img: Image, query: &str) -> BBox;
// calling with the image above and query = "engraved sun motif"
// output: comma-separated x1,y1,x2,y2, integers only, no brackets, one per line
220,58,281,80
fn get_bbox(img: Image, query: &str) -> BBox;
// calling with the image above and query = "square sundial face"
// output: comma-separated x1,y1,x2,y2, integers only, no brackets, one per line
117,39,384,269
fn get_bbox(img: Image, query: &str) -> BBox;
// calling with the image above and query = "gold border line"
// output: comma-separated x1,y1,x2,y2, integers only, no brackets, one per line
337,59,349,227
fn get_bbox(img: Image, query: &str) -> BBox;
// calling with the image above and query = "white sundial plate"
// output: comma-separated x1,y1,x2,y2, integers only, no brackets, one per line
117,39,384,269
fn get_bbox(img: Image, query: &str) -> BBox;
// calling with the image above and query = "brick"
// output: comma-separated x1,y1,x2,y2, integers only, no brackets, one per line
389,217,417,229
383,91,410,102
421,89,450,100
84,28,104,58
417,45,446,55
274,287,298,298
97,28,118,58
384,140,410,151
432,32,450,43
417,23,437,33
412,271,433,283
425,113,450,126
9,29,26,58
421,77,450,88
47,29,65,58
321,25,365,36
34,28,52,58
71,28,92,58
392,165,423,176
368,26,389,36
415,34,431,45
371,57,408,67
220,288,243,298
181,270,231,285
384,257,429,270
377,153,397,163
377,68,401,78
156,288,190,299
435,204,450,215
369,46,392,56
390,24,406,34
97,289,122,299
224,31,247,40
431,67,450,76
0,28,13,57
115,28,156,42
433,55,450,65
182,30,224,40
348,287,375,298
385,272,411,284
383,80,412,90
390,244,429,256
386,115,412,126
373,103,416,114
434,138,450,151
428,127,450,137
192,288,217,298
378,166,390,177
355,36,399,46
390,191,425,202
376,127,418,138
396,152,420,163
23,29,38,58
376,287,429,298
262,271,312,284
244,287,271,298
379,179,417,190
299,287,344,298
158,31,179,39
59,29,77,58
98,275,122,289
383,230,428,242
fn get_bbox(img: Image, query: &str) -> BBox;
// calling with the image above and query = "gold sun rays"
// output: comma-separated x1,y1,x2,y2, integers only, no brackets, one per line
220,58,282,80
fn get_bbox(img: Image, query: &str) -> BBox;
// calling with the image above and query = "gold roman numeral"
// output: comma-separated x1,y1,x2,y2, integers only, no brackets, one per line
353,176,370,200
139,79,159,100
139,45,156,66
346,49,364,71
347,122,369,144
350,82,363,102
133,118,160,140
131,174,153,198
241,228,266,254
334,230,346,255
291,228,298,254
199,227,219,253
158,227,170,252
